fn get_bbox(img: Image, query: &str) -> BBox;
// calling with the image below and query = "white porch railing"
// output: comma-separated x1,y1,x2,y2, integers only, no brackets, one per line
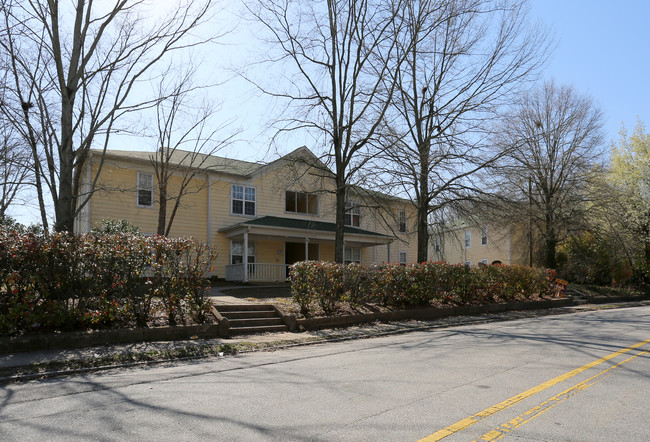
225,263,291,282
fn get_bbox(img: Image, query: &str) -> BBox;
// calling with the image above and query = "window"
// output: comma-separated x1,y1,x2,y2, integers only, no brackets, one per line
285,190,318,214
398,210,407,233
399,252,407,267
481,259,489,265
464,230,471,248
434,237,441,253
232,185,256,216
345,201,360,227
137,172,154,208
231,240,256,265
481,227,488,246
465,261,472,267
344,247,361,264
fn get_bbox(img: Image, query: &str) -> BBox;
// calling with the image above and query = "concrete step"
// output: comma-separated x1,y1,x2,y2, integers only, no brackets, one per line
229,324,289,336
228,318,285,328
214,303,289,336
216,304,276,312
222,310,278,320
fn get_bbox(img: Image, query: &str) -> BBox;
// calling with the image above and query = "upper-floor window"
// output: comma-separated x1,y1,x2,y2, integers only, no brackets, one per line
232,185,256,216
345,247,361,264
465,230,471,248
286,190,318,214
434,237,441,253
398,210,407,233
137,172,154,208
345,201,360,227
399,251,407,267
481,227,488,246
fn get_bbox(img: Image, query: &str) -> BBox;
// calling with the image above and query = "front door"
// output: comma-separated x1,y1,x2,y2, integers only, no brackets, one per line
285,242,319,265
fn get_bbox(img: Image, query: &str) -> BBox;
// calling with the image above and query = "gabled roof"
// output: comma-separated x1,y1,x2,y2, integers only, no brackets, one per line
94,149,265,177
93,146,407,205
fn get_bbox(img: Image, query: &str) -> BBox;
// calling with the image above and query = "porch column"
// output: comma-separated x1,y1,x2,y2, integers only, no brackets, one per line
243,230,249,283
304,237,309,261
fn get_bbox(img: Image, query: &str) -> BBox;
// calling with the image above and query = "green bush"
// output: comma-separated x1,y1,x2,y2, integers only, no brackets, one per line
290,260,554,317
0,228,217,335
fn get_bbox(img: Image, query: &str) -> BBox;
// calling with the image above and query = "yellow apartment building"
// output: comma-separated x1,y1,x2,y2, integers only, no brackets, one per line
429,219,529,266
76,147,417,281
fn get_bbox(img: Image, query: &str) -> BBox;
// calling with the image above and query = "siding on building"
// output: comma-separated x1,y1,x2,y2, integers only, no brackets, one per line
430,222,529,267
85,148,417,278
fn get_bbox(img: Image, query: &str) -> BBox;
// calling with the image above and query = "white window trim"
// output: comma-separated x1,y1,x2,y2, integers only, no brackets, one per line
136,172,154,209
230,184,257,217
399,251,407,266
285,190,319,215
344,246,361,264
464,230,471,248
465,260,472,267
481,259,489,265
481,226,488,246
398,209,407,233
230,240,256,265
345,201,361,227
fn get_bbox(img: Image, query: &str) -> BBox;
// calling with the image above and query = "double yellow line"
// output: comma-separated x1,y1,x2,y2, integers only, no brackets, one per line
420,338,650,441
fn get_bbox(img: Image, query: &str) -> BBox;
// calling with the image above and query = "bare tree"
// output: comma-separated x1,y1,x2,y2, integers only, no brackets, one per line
247,0,405,263
495,80,605,268
0,0,215,232
150,68,237,236
0,122,30,217
374,0,550,263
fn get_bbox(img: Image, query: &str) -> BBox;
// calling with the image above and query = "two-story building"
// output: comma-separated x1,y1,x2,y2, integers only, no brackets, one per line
76,146,417,281
429,219,529,266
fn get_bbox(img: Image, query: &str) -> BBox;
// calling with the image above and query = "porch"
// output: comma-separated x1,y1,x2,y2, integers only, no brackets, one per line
225,263,291,282
219,216,393,282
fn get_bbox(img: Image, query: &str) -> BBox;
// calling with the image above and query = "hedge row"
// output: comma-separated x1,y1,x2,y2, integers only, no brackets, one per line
0,229,217,335
290,261,555,317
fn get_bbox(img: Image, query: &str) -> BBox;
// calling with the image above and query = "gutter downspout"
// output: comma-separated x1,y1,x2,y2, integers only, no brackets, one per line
85,160,91,233
207,174,212,245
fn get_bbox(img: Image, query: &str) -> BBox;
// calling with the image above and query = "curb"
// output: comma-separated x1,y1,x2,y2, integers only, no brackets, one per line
0,324,221,354
2,295,646,355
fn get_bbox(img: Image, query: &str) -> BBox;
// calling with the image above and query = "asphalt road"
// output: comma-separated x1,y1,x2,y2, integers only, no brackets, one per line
1,305,649,441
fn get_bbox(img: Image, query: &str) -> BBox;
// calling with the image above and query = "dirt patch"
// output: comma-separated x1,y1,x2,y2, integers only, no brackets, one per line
222,285,291,299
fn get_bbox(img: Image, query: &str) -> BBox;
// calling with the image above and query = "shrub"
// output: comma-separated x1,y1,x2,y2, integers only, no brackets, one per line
290,260,554,316
0,228,217,335
91,218,141,235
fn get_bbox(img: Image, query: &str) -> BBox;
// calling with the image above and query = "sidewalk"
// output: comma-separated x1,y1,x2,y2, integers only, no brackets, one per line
2,299,648,381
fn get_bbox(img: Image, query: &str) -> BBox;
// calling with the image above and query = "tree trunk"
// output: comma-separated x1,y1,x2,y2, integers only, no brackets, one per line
544,209,557,269
334,174,346,263
417,153,429,263
157,181,167,236
56,93,75,233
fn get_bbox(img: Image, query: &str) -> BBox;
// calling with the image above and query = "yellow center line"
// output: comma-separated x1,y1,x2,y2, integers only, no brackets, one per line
419,338,650,442
475,349,650,441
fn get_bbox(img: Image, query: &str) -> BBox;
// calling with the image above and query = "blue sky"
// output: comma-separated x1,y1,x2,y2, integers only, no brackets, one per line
8,0,649,225
531,0,649,143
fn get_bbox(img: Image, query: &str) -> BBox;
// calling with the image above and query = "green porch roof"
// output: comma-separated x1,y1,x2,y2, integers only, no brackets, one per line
222,216,392,238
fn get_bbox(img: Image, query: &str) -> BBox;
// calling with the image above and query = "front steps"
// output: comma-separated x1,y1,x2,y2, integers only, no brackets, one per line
215,304,289,336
